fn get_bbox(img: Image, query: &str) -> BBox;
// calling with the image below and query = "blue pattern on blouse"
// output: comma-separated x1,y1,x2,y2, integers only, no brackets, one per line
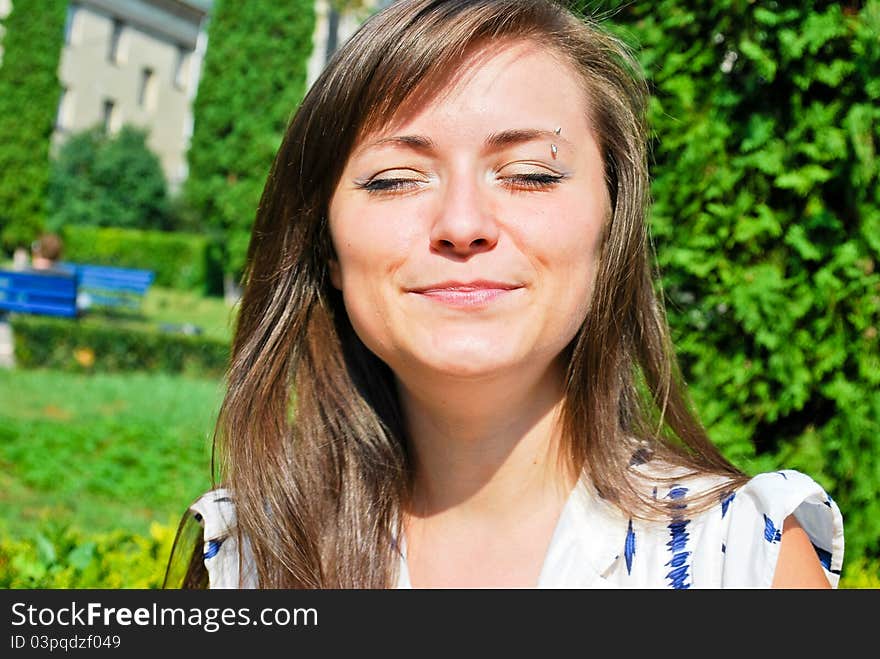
204,538,224,559
668,486,689,506
624,519,636,575
763,514,782,543
812,543,832,571
665,486,691,589
720,491,736,518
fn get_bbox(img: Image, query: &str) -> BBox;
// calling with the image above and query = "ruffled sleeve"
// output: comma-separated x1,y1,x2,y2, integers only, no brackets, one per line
721,469,844,588
189,488,258,589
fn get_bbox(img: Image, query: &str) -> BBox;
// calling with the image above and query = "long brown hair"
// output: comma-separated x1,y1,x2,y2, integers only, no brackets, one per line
171,0,748,589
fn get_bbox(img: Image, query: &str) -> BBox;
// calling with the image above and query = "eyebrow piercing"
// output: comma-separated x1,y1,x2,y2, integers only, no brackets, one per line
554,127,561,134
551,143,558,158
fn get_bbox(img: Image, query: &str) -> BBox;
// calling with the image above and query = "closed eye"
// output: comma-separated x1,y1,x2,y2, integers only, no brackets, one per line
356,169,428,195
500,172,566,191
360,178,419,193
355,170,565,195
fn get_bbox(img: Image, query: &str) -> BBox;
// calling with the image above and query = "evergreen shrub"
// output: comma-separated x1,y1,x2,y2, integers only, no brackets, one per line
0,0,67,251
47,125,173,232
582,0,880,564
183,0,316,280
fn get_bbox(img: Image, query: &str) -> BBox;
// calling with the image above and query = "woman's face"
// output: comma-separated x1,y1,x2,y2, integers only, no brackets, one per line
328,40,610,384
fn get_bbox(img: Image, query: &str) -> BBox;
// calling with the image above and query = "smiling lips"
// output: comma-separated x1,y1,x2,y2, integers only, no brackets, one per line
408,280,524,308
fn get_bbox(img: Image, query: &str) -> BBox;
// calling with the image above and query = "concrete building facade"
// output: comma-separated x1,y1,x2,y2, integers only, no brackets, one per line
54,0,211,193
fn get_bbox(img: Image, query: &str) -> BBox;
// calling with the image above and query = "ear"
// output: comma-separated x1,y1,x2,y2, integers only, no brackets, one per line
328,258,342,290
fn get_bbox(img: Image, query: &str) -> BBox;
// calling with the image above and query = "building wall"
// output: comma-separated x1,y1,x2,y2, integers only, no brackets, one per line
54,0,209,193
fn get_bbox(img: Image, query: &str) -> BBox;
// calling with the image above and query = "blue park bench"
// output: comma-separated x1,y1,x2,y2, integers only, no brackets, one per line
0,269,78,318
63,263,155,312
0,263,155,318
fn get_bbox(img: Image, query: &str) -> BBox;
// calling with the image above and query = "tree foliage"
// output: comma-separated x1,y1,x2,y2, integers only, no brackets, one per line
47,125,172,232
183,0,316,278
0,0,67,251
572,0,880,565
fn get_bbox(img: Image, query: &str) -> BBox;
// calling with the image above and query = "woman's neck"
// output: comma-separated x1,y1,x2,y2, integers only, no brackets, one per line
397,357,576,522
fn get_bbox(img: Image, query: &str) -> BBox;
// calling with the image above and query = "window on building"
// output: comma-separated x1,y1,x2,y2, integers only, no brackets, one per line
138,67,155,109
108,19,123,63
102,99,119,134
173,45,189,90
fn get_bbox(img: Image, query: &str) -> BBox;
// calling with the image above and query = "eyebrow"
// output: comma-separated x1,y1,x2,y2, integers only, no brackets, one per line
358,134,436,154
484,128,572,150
357,128,572,156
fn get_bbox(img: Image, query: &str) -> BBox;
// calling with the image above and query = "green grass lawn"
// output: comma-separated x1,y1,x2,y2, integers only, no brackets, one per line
0,367,224,540
140,286,238,343
84,285,238,344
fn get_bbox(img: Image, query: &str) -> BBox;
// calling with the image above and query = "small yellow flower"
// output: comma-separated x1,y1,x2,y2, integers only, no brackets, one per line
73,347,95,368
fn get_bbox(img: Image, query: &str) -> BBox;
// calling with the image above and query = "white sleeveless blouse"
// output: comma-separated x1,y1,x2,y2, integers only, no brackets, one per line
189,468,844,589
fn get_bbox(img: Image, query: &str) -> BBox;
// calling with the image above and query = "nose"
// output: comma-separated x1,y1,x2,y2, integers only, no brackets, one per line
429,175,499,258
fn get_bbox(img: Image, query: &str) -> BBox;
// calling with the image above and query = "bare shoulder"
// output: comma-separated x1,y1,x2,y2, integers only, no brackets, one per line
771,515,832,589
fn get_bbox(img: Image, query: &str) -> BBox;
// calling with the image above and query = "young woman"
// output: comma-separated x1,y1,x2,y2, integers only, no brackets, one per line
165,0,843,589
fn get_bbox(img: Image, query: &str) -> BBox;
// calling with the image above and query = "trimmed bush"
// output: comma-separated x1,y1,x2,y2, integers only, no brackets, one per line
10,314,229,378
61,225,221,294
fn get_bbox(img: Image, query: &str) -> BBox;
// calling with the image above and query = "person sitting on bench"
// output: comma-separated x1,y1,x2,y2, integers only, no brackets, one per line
30,234,69,274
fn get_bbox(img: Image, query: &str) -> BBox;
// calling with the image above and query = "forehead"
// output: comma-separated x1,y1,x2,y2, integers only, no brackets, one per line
354,39,592,148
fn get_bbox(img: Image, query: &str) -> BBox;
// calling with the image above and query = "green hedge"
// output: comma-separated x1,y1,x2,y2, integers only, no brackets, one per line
10,315,229,378
60,225,222,295
581,1,880,565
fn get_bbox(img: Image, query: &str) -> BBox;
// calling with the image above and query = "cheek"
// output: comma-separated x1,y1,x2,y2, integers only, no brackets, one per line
328,205,419,356
331,213,413,287
527,199,605,284
329,187,428,287
558,231,602,328
524,202,605,332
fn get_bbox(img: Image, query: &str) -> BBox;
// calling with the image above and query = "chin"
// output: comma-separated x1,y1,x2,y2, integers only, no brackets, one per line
423,358,517,380
408,335,528,381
